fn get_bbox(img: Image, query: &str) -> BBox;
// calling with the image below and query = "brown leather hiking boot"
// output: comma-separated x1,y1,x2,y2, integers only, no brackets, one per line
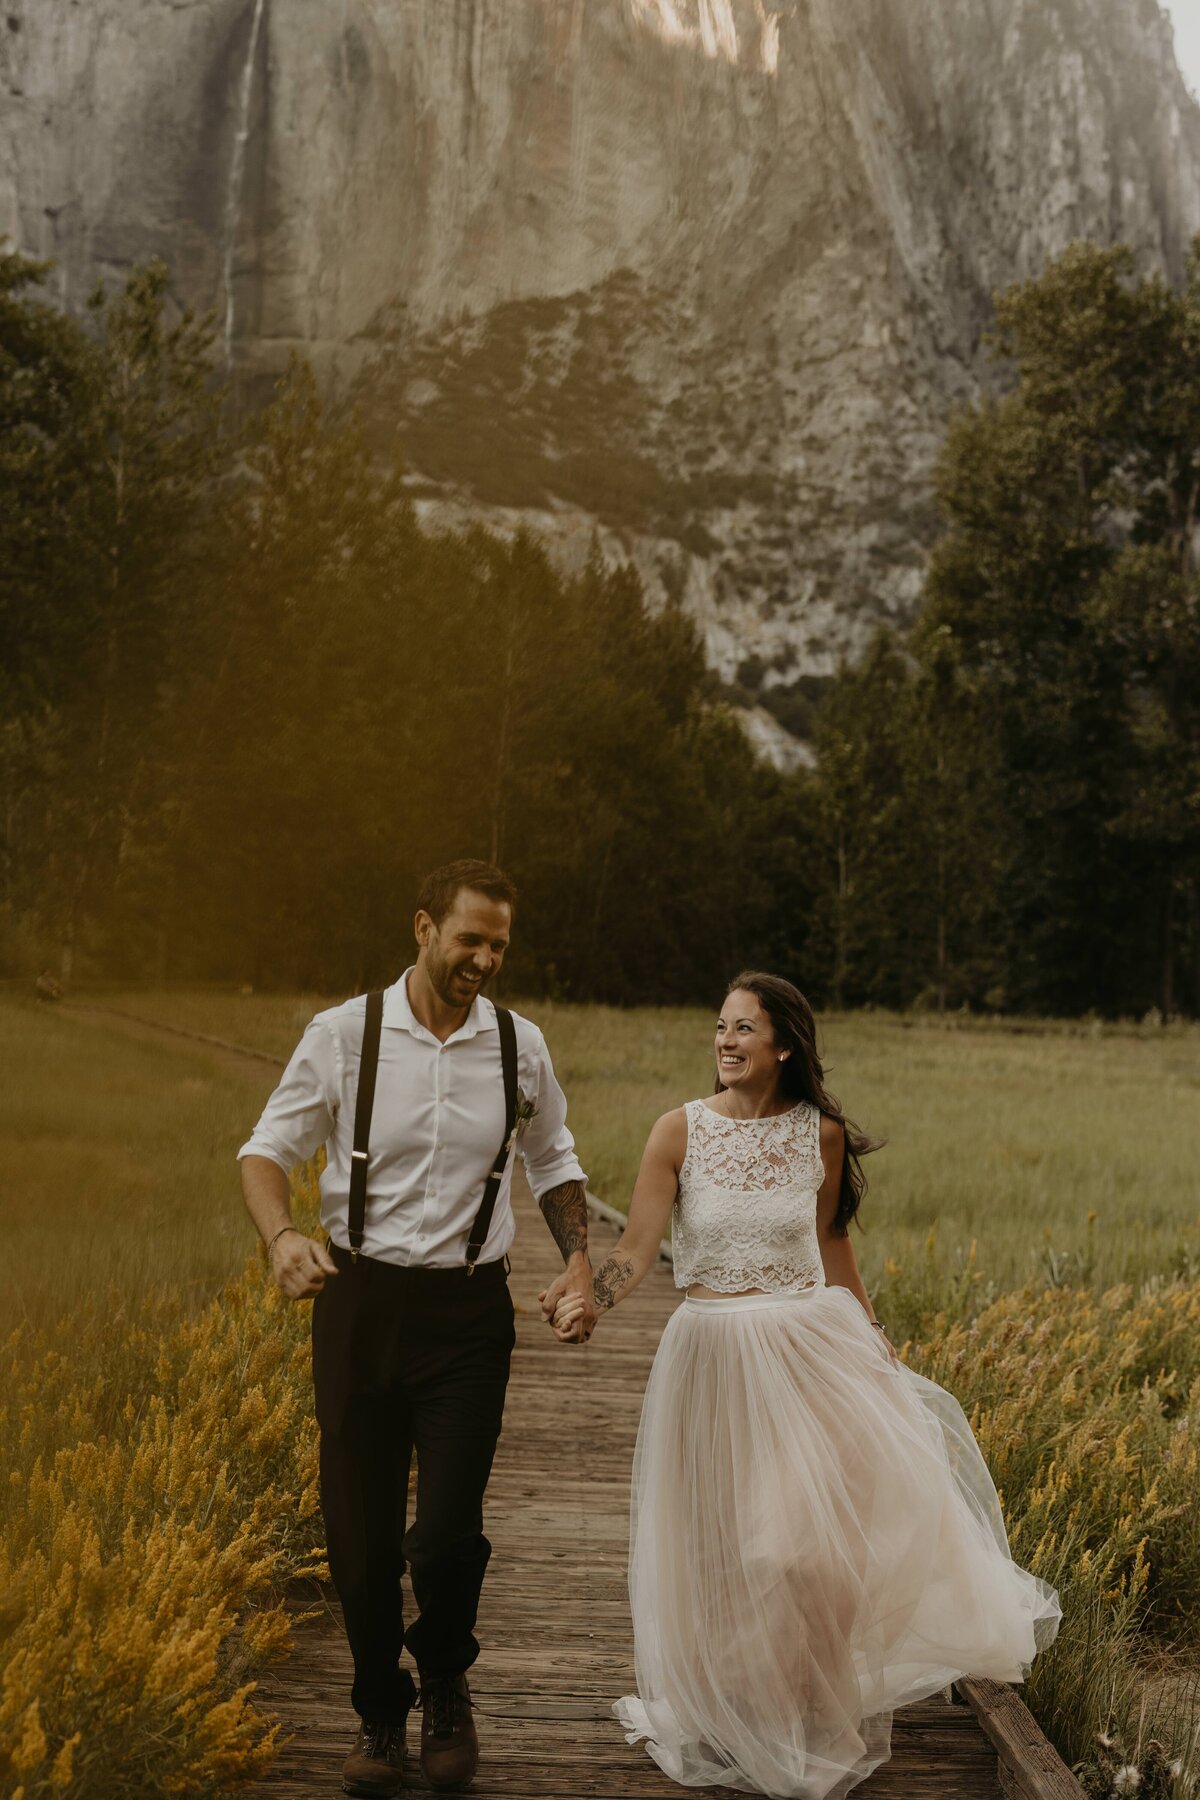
341,1718,406,1796
418,1673,479,1791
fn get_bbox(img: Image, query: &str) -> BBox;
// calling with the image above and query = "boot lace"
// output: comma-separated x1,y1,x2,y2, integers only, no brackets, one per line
421,1678,463,1739
358,1721,393,1759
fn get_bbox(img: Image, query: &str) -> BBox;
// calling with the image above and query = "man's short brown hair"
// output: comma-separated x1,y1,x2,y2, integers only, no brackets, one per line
416,860,518,927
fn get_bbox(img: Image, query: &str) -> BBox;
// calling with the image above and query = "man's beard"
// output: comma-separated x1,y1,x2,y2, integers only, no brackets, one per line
428,949,489,1009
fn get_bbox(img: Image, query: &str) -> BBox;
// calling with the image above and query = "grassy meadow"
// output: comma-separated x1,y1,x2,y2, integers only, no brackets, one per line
3,988,1200,1797
86,985,1200,1292
0,998,276,1336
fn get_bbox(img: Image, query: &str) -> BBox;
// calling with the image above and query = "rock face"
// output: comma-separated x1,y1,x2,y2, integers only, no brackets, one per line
5,0,1200,716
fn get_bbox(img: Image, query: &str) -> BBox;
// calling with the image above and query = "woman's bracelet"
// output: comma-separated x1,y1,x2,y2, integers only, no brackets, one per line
266,1224,303,1260
871,1320,886,1333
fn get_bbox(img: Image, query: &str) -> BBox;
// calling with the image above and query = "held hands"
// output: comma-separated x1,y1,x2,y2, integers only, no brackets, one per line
553,1291,589,1342
538,1266,597,1344
268,1228,338,1299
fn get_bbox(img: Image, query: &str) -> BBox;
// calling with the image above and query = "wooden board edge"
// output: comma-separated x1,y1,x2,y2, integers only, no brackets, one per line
953,1676,1086,1799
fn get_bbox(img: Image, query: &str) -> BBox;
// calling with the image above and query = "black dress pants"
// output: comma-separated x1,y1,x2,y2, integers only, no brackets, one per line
311,1243,515,1724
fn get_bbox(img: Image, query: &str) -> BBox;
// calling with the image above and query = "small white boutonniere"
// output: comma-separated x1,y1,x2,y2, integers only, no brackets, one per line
507,1088,539,1151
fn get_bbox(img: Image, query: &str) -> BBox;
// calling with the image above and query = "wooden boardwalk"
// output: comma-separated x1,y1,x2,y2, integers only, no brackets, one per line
252,1173,1007,1799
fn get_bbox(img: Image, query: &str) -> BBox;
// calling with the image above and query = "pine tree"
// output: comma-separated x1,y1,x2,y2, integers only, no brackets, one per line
925,240,1200,1014
1,256,228,978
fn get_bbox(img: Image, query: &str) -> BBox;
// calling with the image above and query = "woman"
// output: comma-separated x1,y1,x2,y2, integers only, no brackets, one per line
548,972,1061,1800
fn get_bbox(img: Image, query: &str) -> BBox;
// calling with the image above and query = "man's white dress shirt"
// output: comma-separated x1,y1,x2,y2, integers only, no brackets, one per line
237,971,586,1267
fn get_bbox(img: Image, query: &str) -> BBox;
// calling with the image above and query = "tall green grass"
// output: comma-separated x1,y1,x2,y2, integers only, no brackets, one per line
0,999,273,1336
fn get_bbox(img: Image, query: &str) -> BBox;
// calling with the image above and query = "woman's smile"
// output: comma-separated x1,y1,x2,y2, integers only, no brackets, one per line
714,987,785,1094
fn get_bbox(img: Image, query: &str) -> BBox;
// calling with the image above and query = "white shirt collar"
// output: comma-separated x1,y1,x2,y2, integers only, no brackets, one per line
383,966,498,1043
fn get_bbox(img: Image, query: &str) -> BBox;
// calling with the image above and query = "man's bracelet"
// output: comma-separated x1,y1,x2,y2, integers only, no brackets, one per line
266,1224,303,1259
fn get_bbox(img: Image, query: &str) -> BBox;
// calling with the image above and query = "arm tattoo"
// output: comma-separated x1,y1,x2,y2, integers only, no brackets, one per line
592,1252,634,1311
539,1178,589,1262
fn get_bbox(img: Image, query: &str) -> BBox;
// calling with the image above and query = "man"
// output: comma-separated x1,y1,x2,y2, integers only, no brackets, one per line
239,860,597,1795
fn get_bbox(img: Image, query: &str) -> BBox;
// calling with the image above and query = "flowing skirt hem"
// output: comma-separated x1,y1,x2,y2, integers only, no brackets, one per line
613,1694,895,1799
618,1285,1061,1799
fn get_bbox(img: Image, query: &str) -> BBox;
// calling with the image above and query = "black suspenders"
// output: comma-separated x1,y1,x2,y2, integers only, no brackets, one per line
466,1006,518,1272
347,989,384,1262
346,991,519,1269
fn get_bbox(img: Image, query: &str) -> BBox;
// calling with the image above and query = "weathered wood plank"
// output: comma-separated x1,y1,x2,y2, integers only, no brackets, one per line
953,1679,1087,1800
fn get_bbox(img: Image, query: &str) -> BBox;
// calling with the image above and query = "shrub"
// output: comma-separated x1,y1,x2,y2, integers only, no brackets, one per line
0,1172,326,1798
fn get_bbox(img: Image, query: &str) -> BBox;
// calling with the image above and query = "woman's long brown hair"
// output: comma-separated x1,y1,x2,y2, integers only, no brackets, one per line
716,971,881,1234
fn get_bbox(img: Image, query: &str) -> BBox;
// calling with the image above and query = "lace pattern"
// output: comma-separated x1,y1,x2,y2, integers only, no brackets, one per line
672,1098,826,1294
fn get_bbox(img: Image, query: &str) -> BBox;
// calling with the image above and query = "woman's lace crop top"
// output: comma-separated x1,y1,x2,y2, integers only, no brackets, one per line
672,1098,826,1294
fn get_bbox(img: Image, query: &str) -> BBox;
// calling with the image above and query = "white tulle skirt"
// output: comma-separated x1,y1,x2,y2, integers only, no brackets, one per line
614,1286,1061,1799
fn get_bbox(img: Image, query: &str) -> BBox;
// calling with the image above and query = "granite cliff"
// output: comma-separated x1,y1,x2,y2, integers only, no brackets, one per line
4,0,1200,748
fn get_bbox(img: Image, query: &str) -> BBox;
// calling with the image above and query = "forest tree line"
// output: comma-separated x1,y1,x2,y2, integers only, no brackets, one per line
1,241,1197,1014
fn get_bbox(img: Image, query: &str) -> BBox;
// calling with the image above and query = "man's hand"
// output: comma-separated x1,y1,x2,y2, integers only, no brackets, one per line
270,1230,338,1300
538,1258,597,1343
539,1268,571,1324
536,1178,597,1343
241,1158,334,1300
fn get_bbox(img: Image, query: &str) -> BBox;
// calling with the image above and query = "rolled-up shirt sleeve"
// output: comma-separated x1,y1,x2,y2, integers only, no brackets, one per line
236,1018,338,1173
519,1031,587,1202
